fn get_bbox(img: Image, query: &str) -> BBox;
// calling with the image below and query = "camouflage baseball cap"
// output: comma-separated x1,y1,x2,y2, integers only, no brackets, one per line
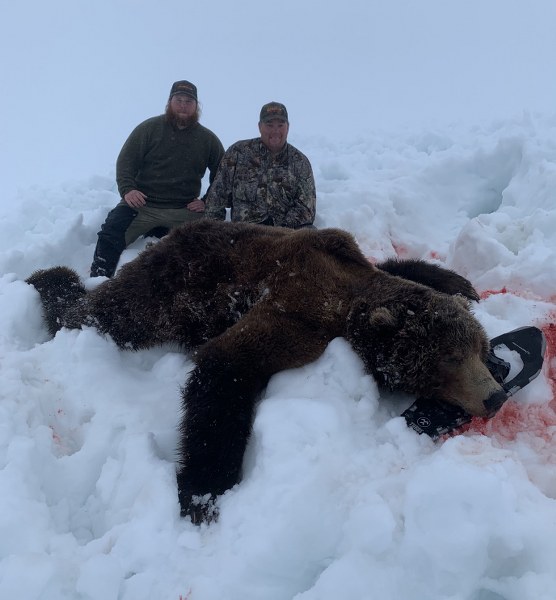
259,102,288,123
169,80,198,101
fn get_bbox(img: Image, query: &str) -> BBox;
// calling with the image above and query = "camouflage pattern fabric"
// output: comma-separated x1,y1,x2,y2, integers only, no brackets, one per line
204,138,316,228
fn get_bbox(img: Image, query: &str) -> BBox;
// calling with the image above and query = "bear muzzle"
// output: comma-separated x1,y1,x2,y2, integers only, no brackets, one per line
483,388,508,416
441,354,507,418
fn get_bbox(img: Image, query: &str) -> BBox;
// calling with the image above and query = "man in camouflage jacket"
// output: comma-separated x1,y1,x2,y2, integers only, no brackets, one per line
203,102,316,228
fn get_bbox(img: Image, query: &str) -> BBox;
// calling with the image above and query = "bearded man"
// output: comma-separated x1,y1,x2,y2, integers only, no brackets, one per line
90,80,224,278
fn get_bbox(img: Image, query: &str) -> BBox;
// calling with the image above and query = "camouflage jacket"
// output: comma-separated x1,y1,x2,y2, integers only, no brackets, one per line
203,138,316,228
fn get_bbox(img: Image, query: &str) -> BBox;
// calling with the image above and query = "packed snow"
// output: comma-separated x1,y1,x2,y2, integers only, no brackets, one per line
1,114,556,600
2,1,556,599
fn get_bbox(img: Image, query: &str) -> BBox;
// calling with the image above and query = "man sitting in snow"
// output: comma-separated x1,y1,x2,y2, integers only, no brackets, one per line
90,80,224,278
202,102,316,229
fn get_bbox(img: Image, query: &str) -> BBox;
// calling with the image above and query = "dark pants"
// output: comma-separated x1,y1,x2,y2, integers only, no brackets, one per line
90,204,137,277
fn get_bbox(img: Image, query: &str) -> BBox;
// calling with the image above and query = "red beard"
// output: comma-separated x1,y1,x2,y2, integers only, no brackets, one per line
165,104,200,129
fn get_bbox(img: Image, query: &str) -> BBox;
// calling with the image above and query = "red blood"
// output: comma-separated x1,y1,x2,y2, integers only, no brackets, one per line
480,288,508,300
542,321,556,409
458,318,556,442
460,401,556,442
391,242,410,258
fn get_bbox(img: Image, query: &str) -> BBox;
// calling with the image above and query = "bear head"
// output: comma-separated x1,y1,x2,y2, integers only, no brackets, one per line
346,289,506,417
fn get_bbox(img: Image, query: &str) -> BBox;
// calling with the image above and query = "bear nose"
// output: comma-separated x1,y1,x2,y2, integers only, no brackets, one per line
483,389,508,415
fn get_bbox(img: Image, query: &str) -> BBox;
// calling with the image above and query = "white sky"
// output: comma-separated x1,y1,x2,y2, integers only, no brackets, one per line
1,0,555,200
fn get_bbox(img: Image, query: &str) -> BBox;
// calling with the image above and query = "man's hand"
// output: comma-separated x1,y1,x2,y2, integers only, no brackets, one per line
124,189,147,208
187,198,205,213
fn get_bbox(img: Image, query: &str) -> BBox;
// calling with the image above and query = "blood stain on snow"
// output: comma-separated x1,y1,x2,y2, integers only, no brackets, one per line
480,287,508,300
461,402,556,443
427,250,444,261
50,425,62,445
460,318,556,443
392,242,410,258
542,320,556,408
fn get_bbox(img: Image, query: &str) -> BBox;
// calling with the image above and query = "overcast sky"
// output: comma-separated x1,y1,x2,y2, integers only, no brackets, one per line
1,0,555,201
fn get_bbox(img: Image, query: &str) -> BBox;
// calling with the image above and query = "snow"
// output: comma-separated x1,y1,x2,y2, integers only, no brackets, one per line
2,2,556,599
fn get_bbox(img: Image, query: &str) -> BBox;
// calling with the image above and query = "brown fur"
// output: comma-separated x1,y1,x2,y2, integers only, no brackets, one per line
26,220,503,522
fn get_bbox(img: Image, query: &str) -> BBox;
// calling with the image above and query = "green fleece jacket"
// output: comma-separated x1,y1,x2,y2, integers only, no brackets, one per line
116,115,224,208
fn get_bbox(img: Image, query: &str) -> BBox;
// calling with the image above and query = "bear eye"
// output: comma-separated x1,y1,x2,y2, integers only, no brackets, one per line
442,356,463,368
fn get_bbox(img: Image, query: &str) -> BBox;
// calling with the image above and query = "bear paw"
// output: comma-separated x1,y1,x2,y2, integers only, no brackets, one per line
179,491,219,525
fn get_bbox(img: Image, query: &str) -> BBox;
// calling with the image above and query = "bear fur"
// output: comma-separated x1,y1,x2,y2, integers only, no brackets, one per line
26,220,504,523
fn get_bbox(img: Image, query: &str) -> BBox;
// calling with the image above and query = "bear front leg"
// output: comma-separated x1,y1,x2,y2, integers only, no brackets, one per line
176,308,331,523
176,355,266,523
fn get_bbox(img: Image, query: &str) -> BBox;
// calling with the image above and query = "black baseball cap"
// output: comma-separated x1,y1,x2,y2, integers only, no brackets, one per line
169,80,198,101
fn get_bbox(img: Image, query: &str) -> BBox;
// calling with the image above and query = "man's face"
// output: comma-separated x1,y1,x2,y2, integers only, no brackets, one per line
259,119,289,154
169,94,197,122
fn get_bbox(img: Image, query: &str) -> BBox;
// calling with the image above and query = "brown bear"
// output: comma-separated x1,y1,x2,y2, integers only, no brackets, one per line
26,220,505,523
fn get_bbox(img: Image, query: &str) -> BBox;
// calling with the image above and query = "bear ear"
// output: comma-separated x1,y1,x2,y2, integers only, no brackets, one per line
368,306,397,328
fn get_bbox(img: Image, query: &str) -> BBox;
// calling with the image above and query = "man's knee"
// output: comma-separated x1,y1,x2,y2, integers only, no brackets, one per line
99,204,137,238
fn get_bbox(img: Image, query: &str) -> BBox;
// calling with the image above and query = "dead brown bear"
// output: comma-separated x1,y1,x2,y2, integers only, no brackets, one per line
26,220,504,523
